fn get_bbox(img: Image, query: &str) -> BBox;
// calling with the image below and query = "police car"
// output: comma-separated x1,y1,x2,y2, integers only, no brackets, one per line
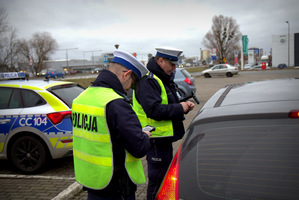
0,72,85,173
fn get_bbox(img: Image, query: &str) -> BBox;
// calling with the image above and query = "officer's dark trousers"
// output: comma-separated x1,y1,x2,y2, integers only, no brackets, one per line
147,161,170,200
146,139,173,200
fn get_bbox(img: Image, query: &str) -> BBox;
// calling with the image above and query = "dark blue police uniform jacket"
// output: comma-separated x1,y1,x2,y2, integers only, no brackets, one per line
134,57,186,180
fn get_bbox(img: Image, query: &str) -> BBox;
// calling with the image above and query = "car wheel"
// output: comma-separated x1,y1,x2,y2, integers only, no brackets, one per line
226,72,233,77
204,73,211,78
10,136,47,173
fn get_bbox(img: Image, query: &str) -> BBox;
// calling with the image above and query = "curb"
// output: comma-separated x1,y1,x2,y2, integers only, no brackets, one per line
52,181,83,200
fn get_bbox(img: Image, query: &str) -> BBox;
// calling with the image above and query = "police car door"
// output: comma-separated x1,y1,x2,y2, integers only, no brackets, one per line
0,87,23,154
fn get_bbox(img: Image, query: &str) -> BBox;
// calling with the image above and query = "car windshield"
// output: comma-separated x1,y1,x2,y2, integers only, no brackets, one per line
49,84,84,108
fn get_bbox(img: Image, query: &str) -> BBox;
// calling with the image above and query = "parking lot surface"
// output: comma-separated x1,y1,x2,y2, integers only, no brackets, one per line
1,70,298,200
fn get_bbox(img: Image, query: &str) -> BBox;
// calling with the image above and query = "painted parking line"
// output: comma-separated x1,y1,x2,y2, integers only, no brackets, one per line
0,174,75,180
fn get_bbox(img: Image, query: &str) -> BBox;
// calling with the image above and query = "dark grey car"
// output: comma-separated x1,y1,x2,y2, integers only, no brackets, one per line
174,68,196,100
156,78,299,200
127,68,197,102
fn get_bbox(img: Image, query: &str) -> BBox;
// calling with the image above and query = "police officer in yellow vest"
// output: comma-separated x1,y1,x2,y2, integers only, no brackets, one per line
72,49,152,200
132,47,195,200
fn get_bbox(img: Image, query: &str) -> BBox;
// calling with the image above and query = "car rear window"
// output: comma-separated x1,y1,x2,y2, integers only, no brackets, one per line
195,124,299,199
180,69,192,78
49,84,84,108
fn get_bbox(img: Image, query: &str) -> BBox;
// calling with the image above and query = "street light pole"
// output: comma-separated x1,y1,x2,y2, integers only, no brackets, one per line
58,48,78,68
286,21,290,67
83,50,102,66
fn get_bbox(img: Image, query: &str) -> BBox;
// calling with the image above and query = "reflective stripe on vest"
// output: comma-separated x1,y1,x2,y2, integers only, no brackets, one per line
132,73,173,138
72,87,146,189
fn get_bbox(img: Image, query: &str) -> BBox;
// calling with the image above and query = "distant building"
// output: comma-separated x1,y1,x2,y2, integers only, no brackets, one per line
42,52,114,73
272,33,298,67
201,49,211,62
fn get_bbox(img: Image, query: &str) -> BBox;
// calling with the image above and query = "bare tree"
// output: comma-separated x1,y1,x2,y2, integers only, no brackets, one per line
0,8,19,72
17,32,58,75
0,8,8,34
202,15,242,64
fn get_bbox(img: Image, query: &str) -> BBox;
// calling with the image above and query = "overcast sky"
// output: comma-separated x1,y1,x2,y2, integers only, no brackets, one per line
1,0,298,61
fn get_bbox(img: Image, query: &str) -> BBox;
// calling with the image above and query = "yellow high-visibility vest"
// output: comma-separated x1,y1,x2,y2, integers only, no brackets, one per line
132,73,173,138
72,87,146,189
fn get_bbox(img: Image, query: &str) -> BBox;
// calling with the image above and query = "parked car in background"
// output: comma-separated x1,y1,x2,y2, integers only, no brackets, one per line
45,69,65,79
278,63,288,69
243,63,254,69
91,67,102,74
0,75,85,173
248,65,271,70
37,69,47,77
201,64,239,78
174,68,196,100
156,78,299,200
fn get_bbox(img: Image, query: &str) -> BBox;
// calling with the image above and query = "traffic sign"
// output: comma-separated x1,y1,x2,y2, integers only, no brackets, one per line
234,50,238,57
211,56,217,60
212,48,217,54
103,55,108,63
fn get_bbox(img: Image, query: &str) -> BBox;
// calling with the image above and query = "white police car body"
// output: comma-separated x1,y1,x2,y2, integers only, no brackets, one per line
0,73,84,173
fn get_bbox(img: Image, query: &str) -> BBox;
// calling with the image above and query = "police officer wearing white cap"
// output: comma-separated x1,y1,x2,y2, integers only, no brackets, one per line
132,47,195,200
72,49,151,200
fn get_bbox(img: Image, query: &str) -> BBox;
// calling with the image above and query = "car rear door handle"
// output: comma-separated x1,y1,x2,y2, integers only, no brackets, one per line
0,119,11,124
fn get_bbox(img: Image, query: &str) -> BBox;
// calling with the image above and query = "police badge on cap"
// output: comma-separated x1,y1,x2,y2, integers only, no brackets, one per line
155,47,183,65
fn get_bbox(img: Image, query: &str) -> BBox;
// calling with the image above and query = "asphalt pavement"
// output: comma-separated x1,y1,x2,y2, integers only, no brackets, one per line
1,69,298,200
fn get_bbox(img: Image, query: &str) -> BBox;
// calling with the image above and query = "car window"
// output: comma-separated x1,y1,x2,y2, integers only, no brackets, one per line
180,69,192,78
0,87,13,109
21,89,46,107
175,70,184,79
193,124,299,199
49,84,84,108
8,89,22,109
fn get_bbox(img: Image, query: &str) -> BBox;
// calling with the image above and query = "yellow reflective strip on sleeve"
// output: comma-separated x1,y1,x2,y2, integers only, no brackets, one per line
73,128,110,143
72,104,105,117
38,92,68,111
21,85,43,90
74,149,112,167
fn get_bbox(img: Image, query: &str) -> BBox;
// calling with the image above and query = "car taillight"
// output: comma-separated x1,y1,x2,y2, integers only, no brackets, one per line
288,110,299,118
184,78,193,85
47,111,72,125
156,143,182,200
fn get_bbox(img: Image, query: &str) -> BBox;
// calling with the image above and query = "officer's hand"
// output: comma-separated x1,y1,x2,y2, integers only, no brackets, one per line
186,101,195,110
143,131,152,138
180,101,194,113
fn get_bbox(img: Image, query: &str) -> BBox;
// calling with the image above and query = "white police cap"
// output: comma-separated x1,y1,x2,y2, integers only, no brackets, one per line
112,50,148,79
155,46,183,64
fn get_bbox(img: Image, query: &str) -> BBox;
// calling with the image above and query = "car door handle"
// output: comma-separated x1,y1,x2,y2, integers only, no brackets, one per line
0,119,11,124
